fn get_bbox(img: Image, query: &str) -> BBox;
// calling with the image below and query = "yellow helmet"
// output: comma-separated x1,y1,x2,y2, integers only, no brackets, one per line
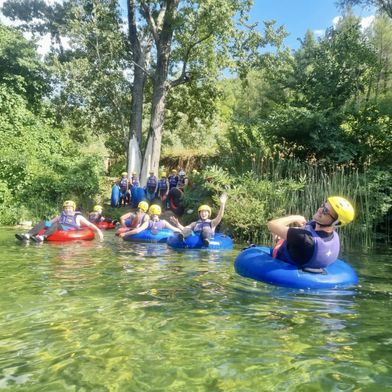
171,169,177,174
149,204,161,216
63,200,76,209
138,201,149,212
132,171,137,175
198,204,211,216
93,205,103,212
160,171,167,177
121,172,127,176
327,196,355,226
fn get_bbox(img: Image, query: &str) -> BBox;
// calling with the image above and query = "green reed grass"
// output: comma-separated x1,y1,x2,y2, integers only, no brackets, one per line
246,154,373,249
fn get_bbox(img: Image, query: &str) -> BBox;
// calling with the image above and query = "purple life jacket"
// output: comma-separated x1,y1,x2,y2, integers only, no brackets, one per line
119,177,128,192
193,219,213,234
146,175,157,191
168,175,178,189
158,179,168,195
274,221,340,269
131,176,139,187
88,212,101,224
129,212,147,228
148,219,165,231
59,211,80,230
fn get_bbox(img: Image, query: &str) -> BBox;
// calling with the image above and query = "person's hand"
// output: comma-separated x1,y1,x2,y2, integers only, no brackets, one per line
170,216,179,226
294,215,307,226
220,192,228,204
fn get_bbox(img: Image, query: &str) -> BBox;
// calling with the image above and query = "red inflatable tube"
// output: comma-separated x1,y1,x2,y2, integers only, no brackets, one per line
96,221,116,230
38,228,95,241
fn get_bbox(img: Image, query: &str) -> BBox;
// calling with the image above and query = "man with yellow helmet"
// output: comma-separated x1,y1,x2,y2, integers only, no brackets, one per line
170,192,228,246
267,196,355,270
15,200,104,242
119,201,150,228
119,204,181,239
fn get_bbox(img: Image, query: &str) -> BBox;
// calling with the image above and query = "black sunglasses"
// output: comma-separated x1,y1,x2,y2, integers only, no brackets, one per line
320,202,337,220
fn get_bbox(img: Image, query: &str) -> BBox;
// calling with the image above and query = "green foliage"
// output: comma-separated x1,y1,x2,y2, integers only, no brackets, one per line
191,159,380,246
0,83,105,224
340,106,392,166
0,24,49,111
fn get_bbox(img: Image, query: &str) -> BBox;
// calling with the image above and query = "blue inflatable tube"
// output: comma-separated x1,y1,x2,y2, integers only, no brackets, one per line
234,246,358,289
111,184,120,207
131,186,145,208
167,232,234,250
123,229,174,243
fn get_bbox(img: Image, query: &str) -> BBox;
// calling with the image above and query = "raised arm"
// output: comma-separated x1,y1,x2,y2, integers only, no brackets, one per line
169,216,185,230
211,192,228,230
266,215,307,241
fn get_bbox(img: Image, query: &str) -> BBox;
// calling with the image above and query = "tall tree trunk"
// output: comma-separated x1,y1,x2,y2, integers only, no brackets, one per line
140,0,179,186
141,79,169,185
127,66,145,179
126,0,151,183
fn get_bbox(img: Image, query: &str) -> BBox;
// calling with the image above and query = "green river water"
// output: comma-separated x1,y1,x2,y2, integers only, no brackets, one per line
0,227,391,391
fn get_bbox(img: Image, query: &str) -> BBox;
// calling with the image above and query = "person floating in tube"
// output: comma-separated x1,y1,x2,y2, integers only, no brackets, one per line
170,192,228,247
119,204,181,239
15,200,104,242
266,196,355,272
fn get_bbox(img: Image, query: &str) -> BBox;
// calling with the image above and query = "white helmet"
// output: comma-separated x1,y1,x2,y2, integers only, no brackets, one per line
179,170,186,176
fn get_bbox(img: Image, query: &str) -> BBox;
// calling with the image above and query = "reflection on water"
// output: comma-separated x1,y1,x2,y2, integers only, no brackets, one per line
0,229,391,391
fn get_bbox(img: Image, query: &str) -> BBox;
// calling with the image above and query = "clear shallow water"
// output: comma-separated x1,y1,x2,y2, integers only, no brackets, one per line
0,228,391,391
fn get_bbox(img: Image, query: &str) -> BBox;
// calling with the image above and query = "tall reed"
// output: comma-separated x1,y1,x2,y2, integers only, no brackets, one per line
247,154,373,248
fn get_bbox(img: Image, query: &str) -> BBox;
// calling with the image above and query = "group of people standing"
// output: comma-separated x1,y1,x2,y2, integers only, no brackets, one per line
116,168,190,211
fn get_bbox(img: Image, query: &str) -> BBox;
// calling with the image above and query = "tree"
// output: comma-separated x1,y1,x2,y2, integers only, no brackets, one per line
2,0,284,186
2,0,132,154
337,0,392,19
0,23,49,111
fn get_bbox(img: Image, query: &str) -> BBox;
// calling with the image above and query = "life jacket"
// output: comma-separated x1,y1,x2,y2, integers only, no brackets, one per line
168,175,178,189
272,221,340,269
131,176,139,187
88,212,102,224
148,219,165,231
130,212,147,228
193,219,213,234
119,177,128,192
158,179,168,195
146,175,157,191
59,211,80,229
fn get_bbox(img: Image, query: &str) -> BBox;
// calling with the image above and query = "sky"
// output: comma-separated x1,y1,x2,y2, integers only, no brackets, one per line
0,0,376,55
248,0,376,49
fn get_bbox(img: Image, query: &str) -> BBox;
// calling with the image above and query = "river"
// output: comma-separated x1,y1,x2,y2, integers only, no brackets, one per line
0,228,391,391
